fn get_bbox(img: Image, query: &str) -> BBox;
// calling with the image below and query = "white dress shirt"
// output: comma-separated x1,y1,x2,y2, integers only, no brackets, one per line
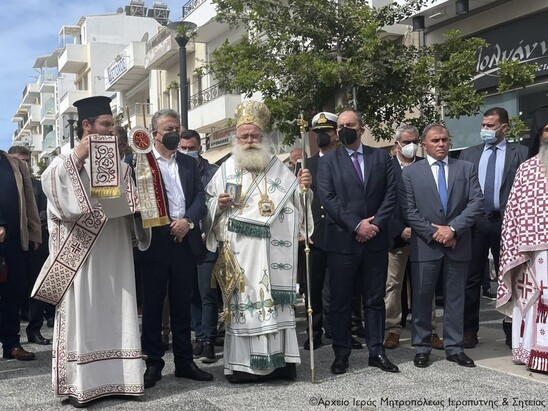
153,146,186,220
426,154,448,189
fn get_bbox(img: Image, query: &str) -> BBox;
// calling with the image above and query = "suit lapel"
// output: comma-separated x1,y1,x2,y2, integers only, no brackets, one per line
501,144,515,188
176,152,187,195
447,158,458,202
338,147,362,187
470,145,483,166
362,146,373,191
5,153,23,190
391,157,402,182
420,159,439,200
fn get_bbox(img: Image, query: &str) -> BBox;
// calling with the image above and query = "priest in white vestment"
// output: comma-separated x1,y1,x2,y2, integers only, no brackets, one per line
33,96,148,407
204,101,312,383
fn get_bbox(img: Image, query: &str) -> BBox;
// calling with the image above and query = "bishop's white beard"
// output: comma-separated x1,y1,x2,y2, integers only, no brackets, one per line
539,138,548,175
232,141,271,173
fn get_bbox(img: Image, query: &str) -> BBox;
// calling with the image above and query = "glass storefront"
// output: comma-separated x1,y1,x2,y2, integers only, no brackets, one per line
444,11,548,154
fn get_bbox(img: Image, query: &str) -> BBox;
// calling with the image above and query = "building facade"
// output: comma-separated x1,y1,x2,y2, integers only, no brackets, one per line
408,0,548,150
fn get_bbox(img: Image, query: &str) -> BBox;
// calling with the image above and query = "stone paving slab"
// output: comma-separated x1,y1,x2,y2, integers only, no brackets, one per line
2,298,548,410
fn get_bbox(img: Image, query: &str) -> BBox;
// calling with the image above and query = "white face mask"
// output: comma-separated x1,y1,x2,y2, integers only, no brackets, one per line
399,141,418,159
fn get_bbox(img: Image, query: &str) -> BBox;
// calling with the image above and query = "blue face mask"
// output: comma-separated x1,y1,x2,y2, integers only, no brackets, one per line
182,150,199,159
480,125,504,144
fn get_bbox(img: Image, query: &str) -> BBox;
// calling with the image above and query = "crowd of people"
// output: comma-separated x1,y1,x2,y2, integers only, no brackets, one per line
1,95,548,407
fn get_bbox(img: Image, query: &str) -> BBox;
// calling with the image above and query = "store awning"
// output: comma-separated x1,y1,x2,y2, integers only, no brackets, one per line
202,145,232,165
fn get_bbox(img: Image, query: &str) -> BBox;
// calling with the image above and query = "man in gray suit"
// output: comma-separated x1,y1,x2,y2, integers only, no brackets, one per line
399,124,483,368
459,107,528,348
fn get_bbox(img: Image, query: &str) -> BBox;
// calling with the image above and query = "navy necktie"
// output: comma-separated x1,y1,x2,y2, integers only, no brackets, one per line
437,160,448,214
484,146,497,213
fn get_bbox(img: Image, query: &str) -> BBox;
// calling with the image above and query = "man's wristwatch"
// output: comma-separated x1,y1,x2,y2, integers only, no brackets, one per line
184,218,195,230
449,226,456,235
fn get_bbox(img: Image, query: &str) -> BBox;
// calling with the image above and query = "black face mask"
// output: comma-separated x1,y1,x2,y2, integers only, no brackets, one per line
316,131,332,148
338,127,358,146
160,132,180,151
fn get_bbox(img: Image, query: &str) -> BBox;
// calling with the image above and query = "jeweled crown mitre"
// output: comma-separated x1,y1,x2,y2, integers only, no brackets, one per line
235,100,271,131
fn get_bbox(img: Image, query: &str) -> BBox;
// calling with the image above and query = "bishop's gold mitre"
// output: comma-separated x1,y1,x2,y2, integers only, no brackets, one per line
235,100,271,131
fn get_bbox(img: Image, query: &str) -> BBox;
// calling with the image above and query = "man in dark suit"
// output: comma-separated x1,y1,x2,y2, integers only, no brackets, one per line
8,146,53,346
317,108,397,375
399,123,483,368
303,111,339,351
181,129,220,363
137,109,212,388
0,149,41,361
459,107,528,348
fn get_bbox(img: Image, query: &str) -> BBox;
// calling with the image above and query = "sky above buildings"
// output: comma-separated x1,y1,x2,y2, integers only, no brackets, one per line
0,0,183,151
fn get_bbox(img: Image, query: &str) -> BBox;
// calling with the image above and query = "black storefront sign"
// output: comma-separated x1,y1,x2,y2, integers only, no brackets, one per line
474,11,548,90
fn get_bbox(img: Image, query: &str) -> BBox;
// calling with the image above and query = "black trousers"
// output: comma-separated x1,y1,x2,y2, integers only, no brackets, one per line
464,214,501,333
328,248,387,360
0,240,27,354
141,237,196,370
304,244,328,339
26,231,54,336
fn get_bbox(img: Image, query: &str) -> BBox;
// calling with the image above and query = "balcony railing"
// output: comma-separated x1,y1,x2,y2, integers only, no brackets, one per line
189,83,239,109
42,130,57,153
182,0,206,18
145,26,171,54
41,97,56,117
127,102,152,117
39,71,57,85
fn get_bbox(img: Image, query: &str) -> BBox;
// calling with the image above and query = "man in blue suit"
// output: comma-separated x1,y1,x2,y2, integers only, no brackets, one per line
317,109,397,375
459,107,528,349
137,109,212,388
399,123,484,368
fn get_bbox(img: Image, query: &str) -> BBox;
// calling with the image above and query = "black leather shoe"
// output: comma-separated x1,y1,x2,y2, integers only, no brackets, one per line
413,353,430,368
447,353,476,367
330,358,349,374
175,361,214,381
144,365,162,388
28,333,51,345
368,354,400,373
226,371,260,384
272,363,297,381
304,336,322,351
351,336,363,349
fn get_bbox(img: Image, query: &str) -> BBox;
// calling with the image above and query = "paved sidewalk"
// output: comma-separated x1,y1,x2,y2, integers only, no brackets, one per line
1,298,547,410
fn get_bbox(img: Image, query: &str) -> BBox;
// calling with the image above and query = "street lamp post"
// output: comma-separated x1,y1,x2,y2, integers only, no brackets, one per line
66,112,77,149
168,21,197,130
